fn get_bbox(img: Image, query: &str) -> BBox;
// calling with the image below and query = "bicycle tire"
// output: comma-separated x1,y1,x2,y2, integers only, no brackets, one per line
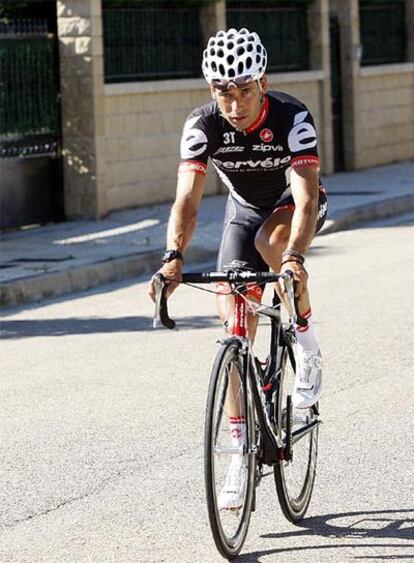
204,339,256,560
273,344,319,522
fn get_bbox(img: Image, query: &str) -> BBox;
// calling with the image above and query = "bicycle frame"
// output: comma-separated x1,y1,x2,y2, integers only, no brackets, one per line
152,269,321,465
231,291,320,465
231,291,284,464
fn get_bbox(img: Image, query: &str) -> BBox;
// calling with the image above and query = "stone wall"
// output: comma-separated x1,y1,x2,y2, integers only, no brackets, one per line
357,64,414,168
104,80,217,210
57,0,108,218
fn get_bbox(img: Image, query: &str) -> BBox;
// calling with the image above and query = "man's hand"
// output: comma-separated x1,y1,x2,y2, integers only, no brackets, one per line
148,259,183,303
280,260,308,299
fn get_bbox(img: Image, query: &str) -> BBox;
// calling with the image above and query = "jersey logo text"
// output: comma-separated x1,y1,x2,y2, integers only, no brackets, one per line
215,146,244,154
223,132,236,144
212,156,291,170
252,144,283,152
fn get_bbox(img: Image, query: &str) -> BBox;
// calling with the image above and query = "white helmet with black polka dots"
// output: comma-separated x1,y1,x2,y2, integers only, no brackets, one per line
202,28,267,87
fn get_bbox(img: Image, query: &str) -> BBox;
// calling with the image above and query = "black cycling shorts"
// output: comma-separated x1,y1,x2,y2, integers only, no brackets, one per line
217,186,328,272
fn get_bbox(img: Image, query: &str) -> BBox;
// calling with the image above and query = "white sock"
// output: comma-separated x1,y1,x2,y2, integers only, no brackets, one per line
229,416,246,450
295,308,319,354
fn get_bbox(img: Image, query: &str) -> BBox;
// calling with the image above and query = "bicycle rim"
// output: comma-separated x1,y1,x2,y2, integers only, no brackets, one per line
273,346,319,522
204,340,256,559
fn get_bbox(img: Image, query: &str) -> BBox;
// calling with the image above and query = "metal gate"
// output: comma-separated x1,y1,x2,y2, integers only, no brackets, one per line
329,16,345,172
0,17,63,230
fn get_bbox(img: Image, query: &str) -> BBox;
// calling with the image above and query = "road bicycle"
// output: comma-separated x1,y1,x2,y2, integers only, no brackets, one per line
152,262,320,560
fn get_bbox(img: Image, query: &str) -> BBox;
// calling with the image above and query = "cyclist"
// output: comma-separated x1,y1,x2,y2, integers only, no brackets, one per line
149,28,327,508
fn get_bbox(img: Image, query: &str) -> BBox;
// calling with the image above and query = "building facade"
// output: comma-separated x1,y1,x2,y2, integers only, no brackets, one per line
53,0,414,218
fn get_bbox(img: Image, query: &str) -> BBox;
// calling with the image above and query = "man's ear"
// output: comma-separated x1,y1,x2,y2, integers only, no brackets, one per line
259,76,268,93
210,84,217,100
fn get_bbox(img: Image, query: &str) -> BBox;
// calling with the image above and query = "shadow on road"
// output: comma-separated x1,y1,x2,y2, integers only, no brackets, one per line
236,509,414,562
0,315,220,339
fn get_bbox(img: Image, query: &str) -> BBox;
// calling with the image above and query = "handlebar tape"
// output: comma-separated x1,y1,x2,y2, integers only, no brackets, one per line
159,288,176,329
153,273,175,329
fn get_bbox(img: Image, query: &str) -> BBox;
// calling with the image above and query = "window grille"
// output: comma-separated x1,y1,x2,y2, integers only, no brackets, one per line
103,2,204,83
226,0,310,73
360,0,406,65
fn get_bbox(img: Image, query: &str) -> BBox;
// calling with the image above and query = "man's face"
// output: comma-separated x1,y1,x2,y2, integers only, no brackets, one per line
210,78,268,131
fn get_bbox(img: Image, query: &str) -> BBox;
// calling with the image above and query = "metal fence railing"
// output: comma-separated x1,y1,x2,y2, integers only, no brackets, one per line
0,19,60,157
360,0,406,66
103,6,204,83
226,1,310,73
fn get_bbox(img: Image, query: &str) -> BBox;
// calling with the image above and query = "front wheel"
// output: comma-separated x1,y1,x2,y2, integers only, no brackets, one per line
204,339,256,560
273,344,319,522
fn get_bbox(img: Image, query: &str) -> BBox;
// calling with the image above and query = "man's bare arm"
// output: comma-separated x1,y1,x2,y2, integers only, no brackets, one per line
288,165,319,254
148,171,206,301
279,165,319,300
167,171,206,253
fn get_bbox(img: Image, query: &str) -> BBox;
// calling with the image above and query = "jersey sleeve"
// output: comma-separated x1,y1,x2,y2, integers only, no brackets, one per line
286,109,320,170
178,112,211,176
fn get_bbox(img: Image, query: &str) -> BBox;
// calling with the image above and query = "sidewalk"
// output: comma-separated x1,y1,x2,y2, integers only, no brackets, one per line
1,161,413,308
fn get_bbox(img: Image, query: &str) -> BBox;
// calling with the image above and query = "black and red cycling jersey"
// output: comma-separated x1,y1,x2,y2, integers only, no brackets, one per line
178,91,321,209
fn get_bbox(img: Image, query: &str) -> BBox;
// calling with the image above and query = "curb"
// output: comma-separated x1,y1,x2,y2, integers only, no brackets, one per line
319,194,414,235
1,195,413,309
0,245,216,309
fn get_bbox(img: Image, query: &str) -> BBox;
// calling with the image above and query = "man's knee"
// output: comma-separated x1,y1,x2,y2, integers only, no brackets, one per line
255,223,290,257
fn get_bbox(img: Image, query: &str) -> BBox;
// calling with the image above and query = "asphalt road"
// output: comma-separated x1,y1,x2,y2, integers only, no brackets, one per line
1,215,414,562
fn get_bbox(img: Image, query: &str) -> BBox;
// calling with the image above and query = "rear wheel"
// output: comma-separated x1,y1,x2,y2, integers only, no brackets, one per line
273,344,319,522
205,339,256,559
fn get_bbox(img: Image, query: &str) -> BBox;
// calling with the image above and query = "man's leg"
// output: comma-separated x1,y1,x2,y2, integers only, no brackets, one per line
214,198,268,508
255,207,322,408
254,207,311,311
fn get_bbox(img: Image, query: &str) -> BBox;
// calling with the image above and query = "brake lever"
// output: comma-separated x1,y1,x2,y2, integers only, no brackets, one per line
280,271,308,328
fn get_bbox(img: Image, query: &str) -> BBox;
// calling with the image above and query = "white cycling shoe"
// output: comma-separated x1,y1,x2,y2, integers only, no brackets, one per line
292,349,322,409
218,457,246,510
